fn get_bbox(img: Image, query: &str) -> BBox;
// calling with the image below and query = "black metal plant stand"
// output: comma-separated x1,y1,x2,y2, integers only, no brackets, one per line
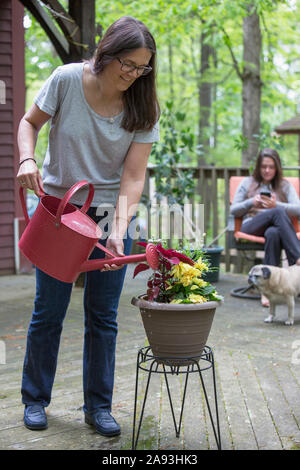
132,346,221,450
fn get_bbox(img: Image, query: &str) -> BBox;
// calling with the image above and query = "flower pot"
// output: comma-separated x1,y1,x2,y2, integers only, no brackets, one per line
201,245,223,283
131,295,222,366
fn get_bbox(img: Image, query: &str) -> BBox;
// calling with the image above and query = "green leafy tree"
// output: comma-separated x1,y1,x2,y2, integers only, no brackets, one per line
23,0,300,168
151,101,199,206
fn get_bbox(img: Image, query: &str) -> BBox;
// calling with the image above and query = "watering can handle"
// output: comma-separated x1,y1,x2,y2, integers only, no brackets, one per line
19,187,30,226
19,185,45,226
55,180,94,227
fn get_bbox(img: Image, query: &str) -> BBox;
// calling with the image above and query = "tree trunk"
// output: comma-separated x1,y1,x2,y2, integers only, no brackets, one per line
69,0,96,61
198,30,215,165
212,47,218,149
20,0,96,63
242,5,262,165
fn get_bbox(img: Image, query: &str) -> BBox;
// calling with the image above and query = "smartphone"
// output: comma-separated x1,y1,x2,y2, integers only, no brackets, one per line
260,191,271,198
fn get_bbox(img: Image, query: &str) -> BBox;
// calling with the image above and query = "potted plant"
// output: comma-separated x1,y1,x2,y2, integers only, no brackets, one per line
131,242,223,365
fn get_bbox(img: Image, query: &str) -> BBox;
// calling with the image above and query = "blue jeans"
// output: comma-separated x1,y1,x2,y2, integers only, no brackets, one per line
241,207,300,266
21,209,134,413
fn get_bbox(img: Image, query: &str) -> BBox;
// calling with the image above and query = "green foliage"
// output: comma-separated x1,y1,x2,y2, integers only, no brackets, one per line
234,124,285,163
252,131,284,153
24,13,61,168
151,101,198,205
23,0,300,168
234,134,249,152
24,14,61,83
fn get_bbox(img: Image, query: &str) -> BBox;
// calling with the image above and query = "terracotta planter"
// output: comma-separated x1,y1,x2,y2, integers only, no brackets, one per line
131,295,222,365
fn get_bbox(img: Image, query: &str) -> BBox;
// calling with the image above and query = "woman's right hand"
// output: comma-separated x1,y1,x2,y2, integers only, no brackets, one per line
17,159,44,197
253,194,263,208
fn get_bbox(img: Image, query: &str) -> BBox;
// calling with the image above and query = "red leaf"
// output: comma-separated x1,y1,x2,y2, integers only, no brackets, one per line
166,256,180,264
164,261,172,271
147,289,154,301
155,243,171,255
133,263,150,278
164,249,193,264
146,286,160,301
173,253,194,265
155,244,194,266
152,286,160,299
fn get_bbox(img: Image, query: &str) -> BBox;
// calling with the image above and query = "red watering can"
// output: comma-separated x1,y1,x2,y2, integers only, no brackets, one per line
18,180,159,283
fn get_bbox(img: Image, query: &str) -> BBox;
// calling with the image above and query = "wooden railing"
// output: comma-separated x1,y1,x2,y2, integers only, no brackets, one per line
131,166,300,273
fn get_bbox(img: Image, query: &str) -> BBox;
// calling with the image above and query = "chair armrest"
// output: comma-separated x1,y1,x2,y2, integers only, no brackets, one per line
228,214,243,231
292,217,300,233
234,216,242,232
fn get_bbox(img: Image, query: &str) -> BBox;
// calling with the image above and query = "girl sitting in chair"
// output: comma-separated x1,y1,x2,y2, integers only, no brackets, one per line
230,148,300,307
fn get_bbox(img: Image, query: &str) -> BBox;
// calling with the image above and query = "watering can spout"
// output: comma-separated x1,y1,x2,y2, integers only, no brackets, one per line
80,243,159,273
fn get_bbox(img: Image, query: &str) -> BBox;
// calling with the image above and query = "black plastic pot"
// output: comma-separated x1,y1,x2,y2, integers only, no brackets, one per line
201,245,223,283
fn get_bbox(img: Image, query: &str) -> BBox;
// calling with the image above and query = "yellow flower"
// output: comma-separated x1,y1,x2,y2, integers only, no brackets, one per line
185,265,200,277
194,258,209,272
192,278,207,287
181,274,195,287
188,294,208,303
171,262,199,281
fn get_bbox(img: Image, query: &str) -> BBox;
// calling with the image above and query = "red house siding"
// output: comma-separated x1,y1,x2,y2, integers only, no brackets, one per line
0,0,26,274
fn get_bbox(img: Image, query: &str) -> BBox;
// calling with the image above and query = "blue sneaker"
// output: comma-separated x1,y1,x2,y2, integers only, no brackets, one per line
24,404,48,430
85,410,120,437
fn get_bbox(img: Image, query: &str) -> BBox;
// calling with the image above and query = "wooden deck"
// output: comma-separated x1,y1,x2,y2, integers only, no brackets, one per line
1,266,300,451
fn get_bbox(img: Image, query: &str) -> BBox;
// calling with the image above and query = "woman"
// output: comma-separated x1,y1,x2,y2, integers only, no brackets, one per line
230,148,300,307
16,16,160,436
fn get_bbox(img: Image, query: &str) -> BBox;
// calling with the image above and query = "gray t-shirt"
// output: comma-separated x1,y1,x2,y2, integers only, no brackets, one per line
34,63,159,207
230,176,300,223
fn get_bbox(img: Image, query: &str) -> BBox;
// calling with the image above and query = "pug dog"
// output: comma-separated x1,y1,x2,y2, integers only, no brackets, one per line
248,264,300,325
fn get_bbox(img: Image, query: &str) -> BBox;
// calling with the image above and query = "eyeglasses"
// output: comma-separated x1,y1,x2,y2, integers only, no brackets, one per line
117,57,152,76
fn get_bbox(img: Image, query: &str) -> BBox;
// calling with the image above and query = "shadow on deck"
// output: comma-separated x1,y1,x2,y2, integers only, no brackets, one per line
0,267,300,450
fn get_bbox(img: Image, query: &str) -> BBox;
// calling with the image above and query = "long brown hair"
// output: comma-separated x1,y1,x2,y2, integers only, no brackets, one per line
90,16,160,132
253,148,284,191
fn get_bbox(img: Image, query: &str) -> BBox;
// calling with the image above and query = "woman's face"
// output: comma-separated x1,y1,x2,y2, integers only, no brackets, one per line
103,47,152,92
260,157,277,184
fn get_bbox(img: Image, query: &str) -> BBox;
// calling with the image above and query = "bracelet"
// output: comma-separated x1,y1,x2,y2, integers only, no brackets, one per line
19,157,37,166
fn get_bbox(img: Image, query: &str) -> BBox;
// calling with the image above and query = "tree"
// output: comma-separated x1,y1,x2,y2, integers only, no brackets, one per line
198,25,216,164
242,3,262,165
223,2,262,165
23,0,300,167
20,0,96,63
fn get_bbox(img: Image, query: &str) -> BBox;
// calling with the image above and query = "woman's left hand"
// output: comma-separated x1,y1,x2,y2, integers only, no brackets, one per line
100,236,125,271
261,194,276,209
